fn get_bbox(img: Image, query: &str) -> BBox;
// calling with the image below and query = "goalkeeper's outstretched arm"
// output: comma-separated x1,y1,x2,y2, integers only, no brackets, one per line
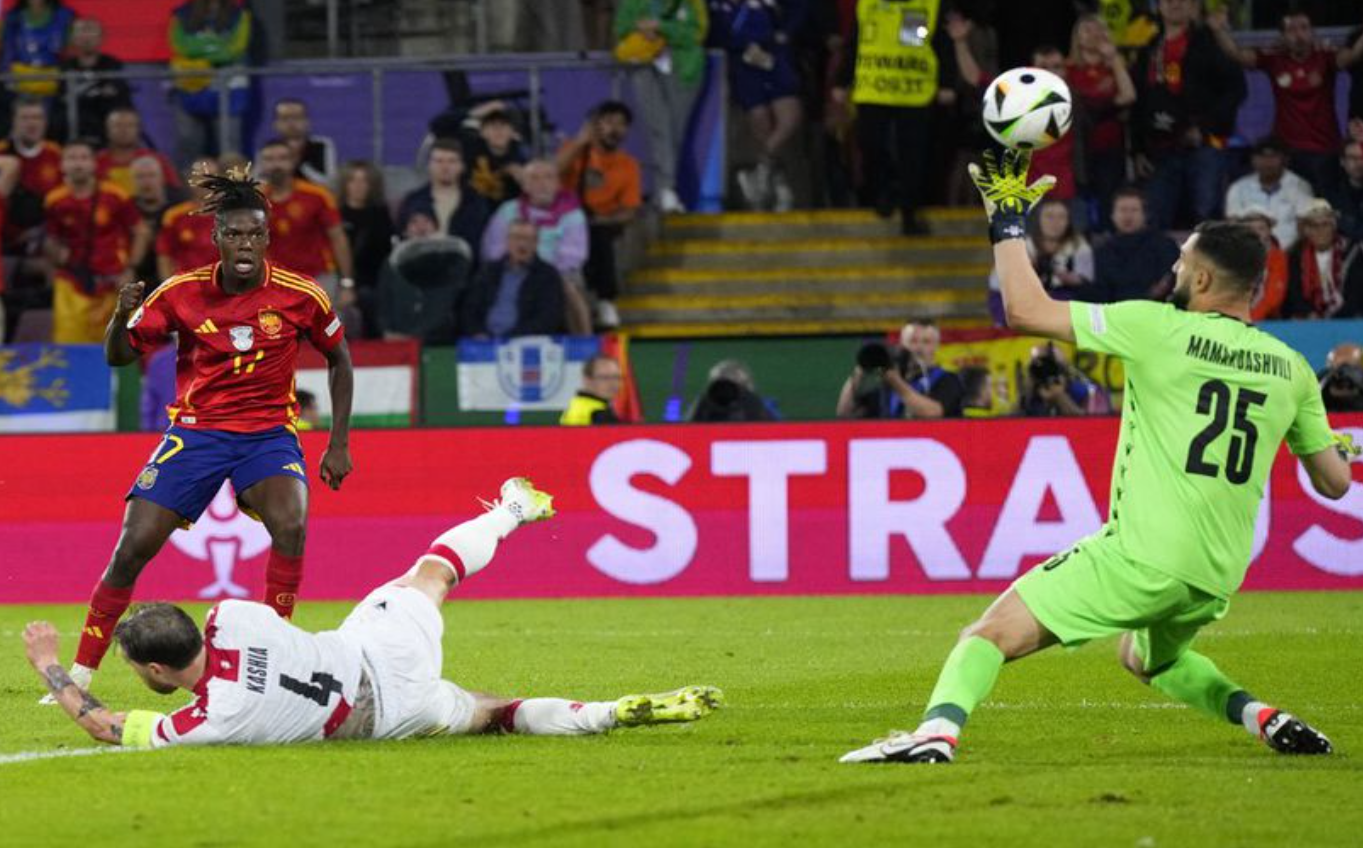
24,621,126,744
969,149,1075,343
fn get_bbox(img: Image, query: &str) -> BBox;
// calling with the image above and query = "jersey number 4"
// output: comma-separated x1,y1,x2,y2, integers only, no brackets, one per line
280,672,343,707
1185,379,1268,485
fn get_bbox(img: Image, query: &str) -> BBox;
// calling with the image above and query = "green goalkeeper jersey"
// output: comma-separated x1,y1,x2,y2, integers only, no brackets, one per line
1069,300,1336,598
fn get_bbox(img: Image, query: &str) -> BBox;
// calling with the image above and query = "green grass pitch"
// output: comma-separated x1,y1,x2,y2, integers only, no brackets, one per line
1,592,1360,847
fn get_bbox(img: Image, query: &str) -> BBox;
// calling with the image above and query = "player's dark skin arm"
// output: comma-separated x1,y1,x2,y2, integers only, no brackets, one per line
320,339,354,490
23,622,126,744
104,277,146,366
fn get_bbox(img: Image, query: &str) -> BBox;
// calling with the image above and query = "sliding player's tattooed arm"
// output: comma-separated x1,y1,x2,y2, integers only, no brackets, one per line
23,622,126,744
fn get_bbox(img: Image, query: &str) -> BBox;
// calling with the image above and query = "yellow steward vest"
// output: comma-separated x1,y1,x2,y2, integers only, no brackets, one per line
852,0,940,107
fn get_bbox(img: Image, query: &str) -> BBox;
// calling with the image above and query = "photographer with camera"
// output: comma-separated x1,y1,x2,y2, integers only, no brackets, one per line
1319,342,1363,412
1018,343,1108,417
836,320,964,420
688,360,777,423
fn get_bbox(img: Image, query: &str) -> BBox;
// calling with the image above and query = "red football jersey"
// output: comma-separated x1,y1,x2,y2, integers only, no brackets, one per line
156,200,218,273
44,181,142,278
263,180,341,278
127,261,345,432
96,148,183,195
0,138,62,198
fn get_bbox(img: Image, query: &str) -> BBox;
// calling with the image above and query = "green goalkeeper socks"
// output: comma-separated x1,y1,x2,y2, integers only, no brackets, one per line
922,636,1006,727
1149,650,1245,724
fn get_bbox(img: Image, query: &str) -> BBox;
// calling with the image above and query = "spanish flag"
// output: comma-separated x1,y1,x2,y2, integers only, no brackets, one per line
599,332,643,423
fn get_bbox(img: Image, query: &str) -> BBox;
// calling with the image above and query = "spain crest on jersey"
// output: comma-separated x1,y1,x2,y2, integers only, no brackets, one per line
230,326,254,351
258,310,283,337
136,465,159,490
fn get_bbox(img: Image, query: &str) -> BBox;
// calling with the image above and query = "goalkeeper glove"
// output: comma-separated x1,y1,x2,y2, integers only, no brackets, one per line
967,148,1057,244
1332,431,1360,462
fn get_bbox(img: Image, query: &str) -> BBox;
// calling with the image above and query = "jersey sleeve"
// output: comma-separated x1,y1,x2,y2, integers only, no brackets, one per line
306,293,345,353
1069,300,1172,361
148,695,231,748
125,284,178,352
1285,353,1337,457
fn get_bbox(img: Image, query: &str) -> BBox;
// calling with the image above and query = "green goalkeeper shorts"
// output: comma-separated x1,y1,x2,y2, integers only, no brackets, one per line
1012,533,1230,673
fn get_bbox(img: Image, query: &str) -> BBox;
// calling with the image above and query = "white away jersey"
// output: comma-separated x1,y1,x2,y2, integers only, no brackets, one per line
148,601,367,747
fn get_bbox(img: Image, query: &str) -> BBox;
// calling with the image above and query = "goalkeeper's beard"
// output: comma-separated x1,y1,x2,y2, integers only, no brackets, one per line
1170,278,1192,311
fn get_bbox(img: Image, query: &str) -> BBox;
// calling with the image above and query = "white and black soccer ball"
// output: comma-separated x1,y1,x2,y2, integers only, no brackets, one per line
981,67,1073,151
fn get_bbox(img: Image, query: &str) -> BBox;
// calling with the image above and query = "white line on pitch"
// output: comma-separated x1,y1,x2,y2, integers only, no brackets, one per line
0,746,145,767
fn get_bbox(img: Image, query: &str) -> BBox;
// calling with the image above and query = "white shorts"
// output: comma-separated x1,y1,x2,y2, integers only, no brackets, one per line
338,585,477,739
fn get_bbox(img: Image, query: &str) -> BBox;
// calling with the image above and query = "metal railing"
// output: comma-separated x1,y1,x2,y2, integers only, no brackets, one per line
0,51,632,167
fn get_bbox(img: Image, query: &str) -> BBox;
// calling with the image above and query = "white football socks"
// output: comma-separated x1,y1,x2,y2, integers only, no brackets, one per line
507,699,618,735
1240,700,1272,737
421,507,519,583
917,717,962,740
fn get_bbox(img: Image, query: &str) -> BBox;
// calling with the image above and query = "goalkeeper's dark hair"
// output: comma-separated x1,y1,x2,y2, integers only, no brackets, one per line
1192,220,1266,295
191,161,268,219
114,603,204,670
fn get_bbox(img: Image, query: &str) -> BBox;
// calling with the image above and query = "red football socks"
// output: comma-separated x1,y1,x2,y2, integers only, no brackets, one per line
264,550,304,619
73,581,135,669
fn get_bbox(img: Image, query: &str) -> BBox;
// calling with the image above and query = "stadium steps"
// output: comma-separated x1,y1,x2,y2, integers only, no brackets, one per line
621,207,991,338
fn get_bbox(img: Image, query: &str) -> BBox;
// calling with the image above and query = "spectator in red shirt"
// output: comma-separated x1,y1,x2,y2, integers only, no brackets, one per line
1208,7,1363,197
96,107,182,197
1028,46,1077,205
257,138,355,309
157,157,220,279
1132,0,1245,230
0,97,62,242
1067,14,1136,231
43,138,151,343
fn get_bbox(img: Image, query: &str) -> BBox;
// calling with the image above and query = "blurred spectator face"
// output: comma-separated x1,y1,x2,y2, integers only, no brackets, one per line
1031,48,1065,75
1074,17,1111,55
61,144,96,184
1327,342,1363,369
427,146,464,188
899,323,941,365
259,144,296,184
13,103,46,144
480,118,515,152
1037,201,1070,241
521,161,560,206
1300,212,1338,249
1241,216,1275,248
506,221,538,265
1251,148,1286,184
1281,14,1313,54
1111,194,1146,234
593,112,630,150
404,212,437,239
71,18,102,56
273,101,310,142
584,358,623,401
344,166,371,207
1341,142,1363,184
1158,0,1195,28
131,157,164,201
188,157,218,200
106,110,140,149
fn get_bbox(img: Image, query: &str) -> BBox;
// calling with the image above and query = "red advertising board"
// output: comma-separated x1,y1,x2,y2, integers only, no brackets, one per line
1,417,1360,604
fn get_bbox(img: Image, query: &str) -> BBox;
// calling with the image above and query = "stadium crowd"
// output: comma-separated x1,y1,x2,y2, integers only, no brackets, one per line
0,0,1360,423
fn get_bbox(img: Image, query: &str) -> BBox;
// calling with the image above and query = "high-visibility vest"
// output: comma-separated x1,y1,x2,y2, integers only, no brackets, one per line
852,0,940,107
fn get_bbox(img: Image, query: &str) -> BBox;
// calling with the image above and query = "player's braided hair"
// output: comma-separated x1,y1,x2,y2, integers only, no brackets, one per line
191,161,269,219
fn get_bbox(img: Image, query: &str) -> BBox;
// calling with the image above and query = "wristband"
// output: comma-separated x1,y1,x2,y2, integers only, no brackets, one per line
989,213,1028,245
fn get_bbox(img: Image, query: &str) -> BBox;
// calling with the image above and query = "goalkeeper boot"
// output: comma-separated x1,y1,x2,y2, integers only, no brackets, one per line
1260,710,1333,755
615,686,724,726
491,477,555,526
840,730,956,764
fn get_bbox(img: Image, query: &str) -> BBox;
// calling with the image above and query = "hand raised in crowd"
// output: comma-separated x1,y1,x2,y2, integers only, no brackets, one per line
114,278,145,317
1097,39,1119,66
945,12,972,43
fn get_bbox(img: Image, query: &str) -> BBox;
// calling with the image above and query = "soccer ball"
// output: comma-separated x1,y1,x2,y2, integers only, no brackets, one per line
981,67,1072,151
